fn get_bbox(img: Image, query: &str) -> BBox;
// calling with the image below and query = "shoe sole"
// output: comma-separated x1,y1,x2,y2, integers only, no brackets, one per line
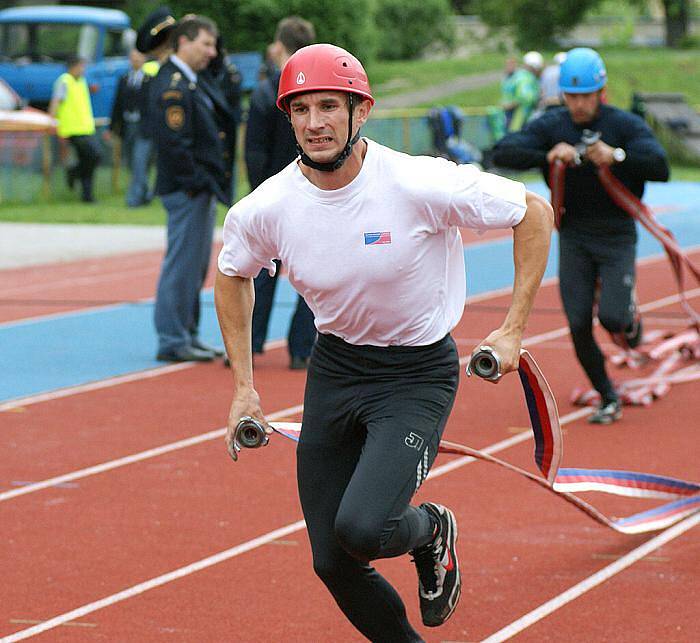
588,411,623,425
424,506,461,627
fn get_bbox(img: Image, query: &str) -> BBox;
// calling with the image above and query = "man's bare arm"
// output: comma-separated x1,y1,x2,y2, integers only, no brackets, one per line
477,191,553,377
214,270,269,460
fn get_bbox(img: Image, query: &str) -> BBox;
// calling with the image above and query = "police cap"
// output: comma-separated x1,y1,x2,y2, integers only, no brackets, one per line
136,6,176,54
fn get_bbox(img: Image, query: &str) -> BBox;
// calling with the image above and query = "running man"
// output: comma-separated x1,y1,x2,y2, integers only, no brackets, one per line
215,44,553,640
493,47,669,424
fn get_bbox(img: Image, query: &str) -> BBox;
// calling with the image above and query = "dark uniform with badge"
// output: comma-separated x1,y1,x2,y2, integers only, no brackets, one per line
151,52,235,361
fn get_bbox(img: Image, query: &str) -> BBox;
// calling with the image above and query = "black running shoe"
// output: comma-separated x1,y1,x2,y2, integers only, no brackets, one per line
588,399,622,424
410,503,461,627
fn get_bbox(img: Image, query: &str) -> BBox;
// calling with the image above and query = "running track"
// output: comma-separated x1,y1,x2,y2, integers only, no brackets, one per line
1,182,699,642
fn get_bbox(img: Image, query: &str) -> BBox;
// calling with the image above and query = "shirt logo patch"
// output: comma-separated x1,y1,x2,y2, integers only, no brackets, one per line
364,231,392,245
296,72,306,85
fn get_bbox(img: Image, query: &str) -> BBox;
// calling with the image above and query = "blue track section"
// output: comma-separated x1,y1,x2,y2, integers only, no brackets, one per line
2,181,699,403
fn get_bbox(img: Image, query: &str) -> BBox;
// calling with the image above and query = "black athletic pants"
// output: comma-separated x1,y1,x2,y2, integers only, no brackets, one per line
297,333,460,642
559,231,637,402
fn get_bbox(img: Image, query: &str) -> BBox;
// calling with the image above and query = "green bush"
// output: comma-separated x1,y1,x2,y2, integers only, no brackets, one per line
374,0,456,60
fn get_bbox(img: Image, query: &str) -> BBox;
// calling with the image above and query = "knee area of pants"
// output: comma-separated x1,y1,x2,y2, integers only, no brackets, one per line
598,313,626,333
334,514,381,562
312,555,345,585
569,318,593,337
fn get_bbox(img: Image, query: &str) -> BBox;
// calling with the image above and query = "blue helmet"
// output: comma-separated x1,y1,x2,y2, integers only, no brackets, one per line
559,48,607,93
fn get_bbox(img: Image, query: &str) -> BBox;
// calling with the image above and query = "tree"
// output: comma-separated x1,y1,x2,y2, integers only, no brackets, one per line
375,0,456,60
662,0,690,47
125,0,378,61
474,0,602,50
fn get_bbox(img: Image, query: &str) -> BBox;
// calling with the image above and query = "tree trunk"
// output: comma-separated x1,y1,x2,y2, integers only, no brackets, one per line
663,0,689,48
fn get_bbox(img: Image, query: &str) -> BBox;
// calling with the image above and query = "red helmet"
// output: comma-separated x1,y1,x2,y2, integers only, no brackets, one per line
276,43,374,113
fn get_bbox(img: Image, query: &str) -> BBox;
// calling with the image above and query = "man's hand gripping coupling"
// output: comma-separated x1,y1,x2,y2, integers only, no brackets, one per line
225,387,272,462
467,327,522,384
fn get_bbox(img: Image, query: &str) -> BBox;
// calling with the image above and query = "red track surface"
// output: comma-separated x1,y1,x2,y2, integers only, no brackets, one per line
1,248,698,642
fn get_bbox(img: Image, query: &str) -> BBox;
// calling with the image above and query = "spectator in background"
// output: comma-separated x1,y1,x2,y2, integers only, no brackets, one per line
539,52,567,111
200,36,242,201
244,16,317,370
49,55,102,203
151,15,231,362
110,48,145,169
503,51,544,132
500,56,519,130
131,6,179,208
109,48,155,207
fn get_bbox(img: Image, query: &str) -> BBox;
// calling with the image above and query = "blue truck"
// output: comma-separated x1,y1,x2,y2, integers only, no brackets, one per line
0,6,133,118
0,5,262,120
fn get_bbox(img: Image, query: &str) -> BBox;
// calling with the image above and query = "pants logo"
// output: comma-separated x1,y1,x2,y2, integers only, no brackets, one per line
405,432,424,450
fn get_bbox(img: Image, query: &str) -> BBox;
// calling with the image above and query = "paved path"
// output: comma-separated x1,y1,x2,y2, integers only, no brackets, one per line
0,222,222,269
375,70,501,109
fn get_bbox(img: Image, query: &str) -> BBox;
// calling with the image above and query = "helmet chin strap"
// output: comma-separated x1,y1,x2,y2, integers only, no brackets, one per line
296,94,362,172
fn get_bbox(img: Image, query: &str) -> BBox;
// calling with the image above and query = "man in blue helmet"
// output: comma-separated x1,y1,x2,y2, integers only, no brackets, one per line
492,47,669,424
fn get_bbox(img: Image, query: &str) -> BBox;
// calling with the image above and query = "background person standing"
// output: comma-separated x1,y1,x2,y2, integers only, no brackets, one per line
132,6,179,209
151,15,230,362
109,47,155,207
503,51,544,132
244,16,317,370
538,51,567,111
49,55,102,203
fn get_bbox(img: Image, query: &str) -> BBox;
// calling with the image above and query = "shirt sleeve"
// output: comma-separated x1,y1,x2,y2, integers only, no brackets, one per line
217,201,277,279
51,77,67,103
444,164,527,230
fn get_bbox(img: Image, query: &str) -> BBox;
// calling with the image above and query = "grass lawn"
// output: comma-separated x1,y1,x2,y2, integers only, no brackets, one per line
0,166,234,225
412,47,700,110
369,53,506,98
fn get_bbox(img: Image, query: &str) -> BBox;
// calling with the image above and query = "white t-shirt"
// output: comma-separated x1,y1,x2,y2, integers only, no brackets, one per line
218,139,526,347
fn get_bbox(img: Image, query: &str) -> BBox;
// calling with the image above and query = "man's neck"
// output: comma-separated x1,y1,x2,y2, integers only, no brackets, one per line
170,54,197,82
299,139,367,191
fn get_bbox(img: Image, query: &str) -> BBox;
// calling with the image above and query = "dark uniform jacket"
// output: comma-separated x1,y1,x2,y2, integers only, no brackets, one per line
110,70,147,136
152,58,234,205
493,105,669,239
244,70,298,190
200,56,242,173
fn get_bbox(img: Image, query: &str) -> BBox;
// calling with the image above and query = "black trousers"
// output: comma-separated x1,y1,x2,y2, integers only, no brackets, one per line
297,333,459,642
559,231,637,402
68,135,102,201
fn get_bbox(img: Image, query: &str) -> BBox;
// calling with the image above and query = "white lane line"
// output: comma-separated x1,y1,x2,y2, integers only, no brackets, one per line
0,404,303,502
481,512,700,643
4,284,697,499
0,399,594,640
0,364,193,413
0,519,307,643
